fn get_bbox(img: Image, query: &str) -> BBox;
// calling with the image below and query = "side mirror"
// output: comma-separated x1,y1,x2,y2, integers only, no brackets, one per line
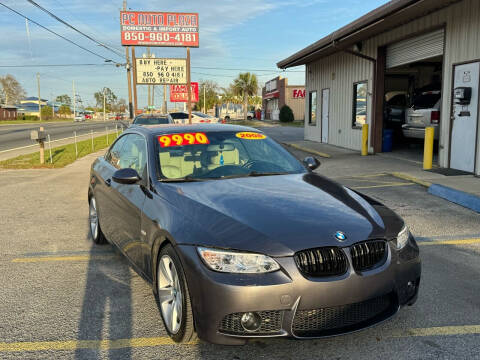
303,156,321,171
112,168,141,184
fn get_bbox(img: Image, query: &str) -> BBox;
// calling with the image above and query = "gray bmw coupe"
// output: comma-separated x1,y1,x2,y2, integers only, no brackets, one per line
88,124,421,345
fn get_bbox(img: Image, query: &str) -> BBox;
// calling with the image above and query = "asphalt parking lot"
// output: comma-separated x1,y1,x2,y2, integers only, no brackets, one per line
0,126,479,359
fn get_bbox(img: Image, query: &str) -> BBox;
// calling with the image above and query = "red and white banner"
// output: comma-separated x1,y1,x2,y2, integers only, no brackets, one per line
120,11,199,47
170,82,199,102
292,89,306,99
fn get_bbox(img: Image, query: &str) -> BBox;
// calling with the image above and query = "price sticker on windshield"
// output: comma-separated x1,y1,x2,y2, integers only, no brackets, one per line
158,132,210,147
236,132,266,140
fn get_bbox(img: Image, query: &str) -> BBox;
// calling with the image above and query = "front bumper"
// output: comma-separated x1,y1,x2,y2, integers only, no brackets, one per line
177,239,421,345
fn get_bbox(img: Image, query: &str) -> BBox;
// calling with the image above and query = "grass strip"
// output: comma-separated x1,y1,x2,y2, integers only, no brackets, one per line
0,133,119,169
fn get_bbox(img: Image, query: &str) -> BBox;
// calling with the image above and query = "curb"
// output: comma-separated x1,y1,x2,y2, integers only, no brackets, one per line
391,172,480,213
428,184,480,213
285,143,331,158
390,172,432,187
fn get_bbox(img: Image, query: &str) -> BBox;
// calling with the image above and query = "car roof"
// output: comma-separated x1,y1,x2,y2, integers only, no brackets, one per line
135,114,169,117
124,123,262,137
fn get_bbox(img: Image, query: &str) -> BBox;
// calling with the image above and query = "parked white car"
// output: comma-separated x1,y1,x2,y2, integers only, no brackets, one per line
74,114,85,122
169,111,210,124
402,91,441,140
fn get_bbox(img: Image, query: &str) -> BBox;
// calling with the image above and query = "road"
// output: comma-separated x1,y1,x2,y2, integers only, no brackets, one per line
0,125,479,359
0,121,126,152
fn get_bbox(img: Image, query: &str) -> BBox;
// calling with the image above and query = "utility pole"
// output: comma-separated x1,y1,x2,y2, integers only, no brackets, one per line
187,47,192,124
37,73,41,122
163,85,167,113
152,85,155,111
72,80,76,119
123,0,133,120
204,84,206,113
147,47,151,111
103,87,106,122
132,47,138,115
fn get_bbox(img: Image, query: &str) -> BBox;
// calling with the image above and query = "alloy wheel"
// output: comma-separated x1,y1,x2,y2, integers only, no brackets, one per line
157,255,183,334
89,198,98,240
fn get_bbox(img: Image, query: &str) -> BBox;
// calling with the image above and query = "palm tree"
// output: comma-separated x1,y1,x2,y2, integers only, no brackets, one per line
232,73,258,120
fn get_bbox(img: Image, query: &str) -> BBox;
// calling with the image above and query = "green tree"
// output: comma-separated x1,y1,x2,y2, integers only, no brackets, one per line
0,74,25,105
232,73,258,120
41,105,53,120
279,105,294,123
58,104,71,117
94,88,117,111
55,94,71,106
197,80,219,113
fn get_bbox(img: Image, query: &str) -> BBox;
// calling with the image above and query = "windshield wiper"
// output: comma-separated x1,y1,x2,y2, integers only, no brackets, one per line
159,175,203,182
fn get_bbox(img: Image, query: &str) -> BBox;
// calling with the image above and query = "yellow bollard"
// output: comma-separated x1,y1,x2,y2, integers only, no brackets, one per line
361,124,369,156
423,127,434,170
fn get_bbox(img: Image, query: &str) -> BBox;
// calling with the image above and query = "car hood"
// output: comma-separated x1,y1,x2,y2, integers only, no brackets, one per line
158,173,402,257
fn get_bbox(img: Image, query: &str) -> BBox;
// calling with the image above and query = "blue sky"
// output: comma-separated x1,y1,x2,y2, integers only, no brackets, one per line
0,0,387,108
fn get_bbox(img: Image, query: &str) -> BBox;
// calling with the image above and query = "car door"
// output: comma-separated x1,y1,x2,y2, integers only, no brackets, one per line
95,135,128,242
108,133,149,270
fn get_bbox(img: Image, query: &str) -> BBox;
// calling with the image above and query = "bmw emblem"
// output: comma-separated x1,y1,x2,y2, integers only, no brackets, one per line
335,231,347,241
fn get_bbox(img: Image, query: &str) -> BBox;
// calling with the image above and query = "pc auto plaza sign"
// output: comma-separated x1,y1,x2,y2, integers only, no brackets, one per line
120,11,199,47
170,82,199,102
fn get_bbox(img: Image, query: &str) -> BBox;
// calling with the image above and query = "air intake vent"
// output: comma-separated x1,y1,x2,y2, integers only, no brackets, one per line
294,247,347,277
351,240,387,272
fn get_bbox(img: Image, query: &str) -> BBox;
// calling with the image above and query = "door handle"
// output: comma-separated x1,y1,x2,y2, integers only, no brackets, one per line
105,178,112,187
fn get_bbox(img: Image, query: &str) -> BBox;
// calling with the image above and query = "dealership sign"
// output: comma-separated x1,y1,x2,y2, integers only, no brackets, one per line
136,58,186,84
120,11,199,47
292,89,306,99
170,82,199,102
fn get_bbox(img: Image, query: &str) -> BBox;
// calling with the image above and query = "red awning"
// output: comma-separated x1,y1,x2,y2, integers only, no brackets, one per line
263,91,279,100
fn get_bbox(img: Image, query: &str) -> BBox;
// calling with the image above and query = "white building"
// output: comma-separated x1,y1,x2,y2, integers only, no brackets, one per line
278,0,480,175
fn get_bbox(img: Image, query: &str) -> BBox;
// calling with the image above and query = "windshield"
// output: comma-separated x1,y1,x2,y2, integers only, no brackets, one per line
157,130,306,180
169,112,188,119
412,92,441,109
193,112,211,118
134,117,169,125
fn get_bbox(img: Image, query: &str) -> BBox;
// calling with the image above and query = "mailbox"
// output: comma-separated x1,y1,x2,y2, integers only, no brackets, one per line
30,130,46,142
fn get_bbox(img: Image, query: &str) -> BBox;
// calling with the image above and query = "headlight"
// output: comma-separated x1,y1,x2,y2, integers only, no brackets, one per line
197,247,280,273
396,225,410,249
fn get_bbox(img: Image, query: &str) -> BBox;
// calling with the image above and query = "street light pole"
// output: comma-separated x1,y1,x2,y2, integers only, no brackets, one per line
103,87,106,122
123,0,133,120
72,80,76,119
37,73,41,122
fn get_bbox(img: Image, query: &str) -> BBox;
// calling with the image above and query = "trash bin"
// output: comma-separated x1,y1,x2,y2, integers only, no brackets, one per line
382,129,394,152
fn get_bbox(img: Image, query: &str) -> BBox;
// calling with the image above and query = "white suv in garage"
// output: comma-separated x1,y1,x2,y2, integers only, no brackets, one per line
402,91,441,140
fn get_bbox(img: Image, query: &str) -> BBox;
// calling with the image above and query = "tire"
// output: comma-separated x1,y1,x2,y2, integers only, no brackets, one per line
224,116,230,121
155,244,197,343
247,116,252,120
89,196,107,245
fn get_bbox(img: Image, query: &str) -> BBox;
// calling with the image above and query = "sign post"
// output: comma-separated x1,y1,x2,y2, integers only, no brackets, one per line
120,11,198,118
131,47,138,115
187,47,191,124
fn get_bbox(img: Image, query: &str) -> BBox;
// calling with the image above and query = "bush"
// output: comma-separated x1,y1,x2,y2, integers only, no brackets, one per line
17,115,39,121
279,105,294,122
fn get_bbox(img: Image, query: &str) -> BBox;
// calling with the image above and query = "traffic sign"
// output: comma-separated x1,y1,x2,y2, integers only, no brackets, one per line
135,58,187,85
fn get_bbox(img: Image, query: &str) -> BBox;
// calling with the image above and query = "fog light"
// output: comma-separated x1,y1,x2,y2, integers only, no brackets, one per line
240,312,262,332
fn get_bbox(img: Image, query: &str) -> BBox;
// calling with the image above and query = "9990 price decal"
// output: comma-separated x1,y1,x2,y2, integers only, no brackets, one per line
158,132,209,147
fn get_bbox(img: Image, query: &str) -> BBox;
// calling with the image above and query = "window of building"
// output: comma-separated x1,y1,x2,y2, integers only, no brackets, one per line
309,91,317,125
353,82,367,128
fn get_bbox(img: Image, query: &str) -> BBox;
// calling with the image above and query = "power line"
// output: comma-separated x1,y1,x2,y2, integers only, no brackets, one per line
191,66,304,73
0,2,116,63
0,63,117,68
25,0,124,59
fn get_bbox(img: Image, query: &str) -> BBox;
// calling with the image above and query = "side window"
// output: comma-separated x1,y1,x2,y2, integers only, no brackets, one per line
119,134,148,177
353,82,368,127
106,135,127,169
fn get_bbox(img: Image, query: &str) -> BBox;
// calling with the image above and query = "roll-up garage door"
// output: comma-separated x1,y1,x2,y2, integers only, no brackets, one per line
386,28,445,69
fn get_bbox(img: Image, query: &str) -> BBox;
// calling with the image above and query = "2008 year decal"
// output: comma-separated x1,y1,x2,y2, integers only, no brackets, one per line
236,132,266,140
158,132,210,147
